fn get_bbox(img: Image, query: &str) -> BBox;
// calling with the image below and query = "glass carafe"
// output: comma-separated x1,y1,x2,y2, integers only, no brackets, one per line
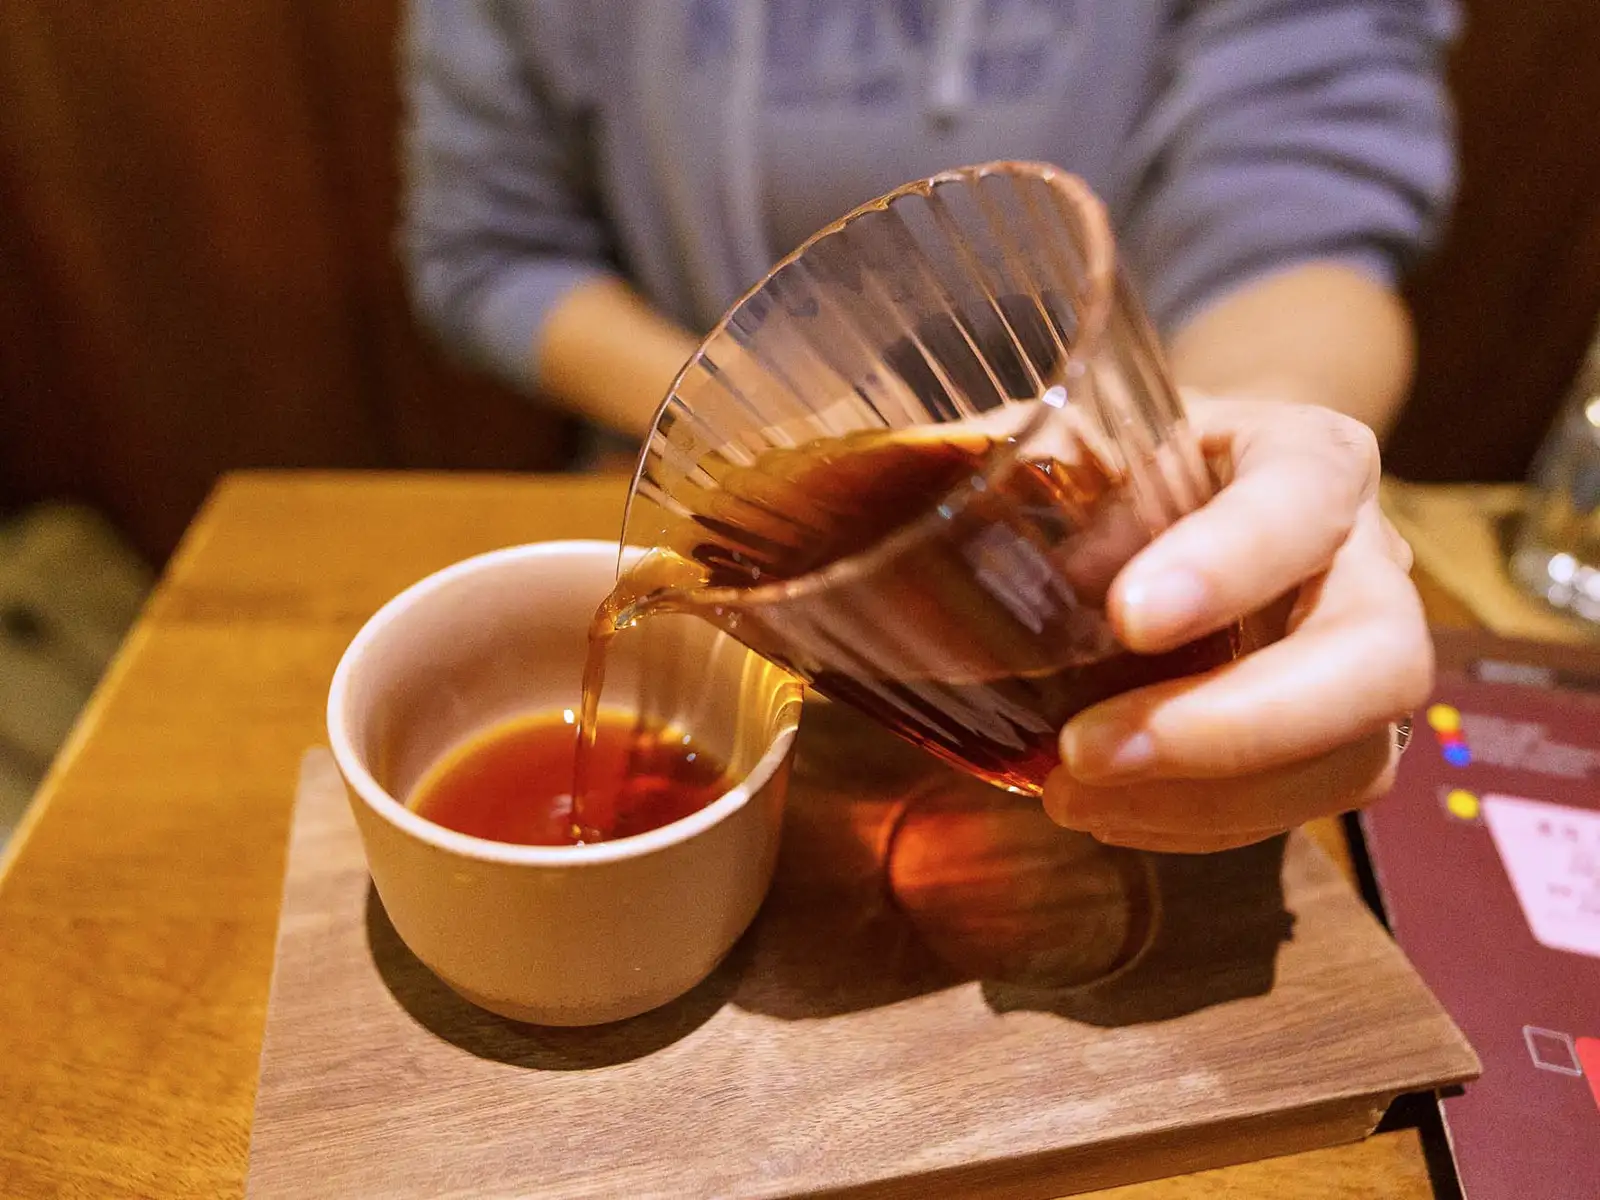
617,162,1240,796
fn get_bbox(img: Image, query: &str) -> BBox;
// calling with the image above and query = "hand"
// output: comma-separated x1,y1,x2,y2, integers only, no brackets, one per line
1041,395,1430,853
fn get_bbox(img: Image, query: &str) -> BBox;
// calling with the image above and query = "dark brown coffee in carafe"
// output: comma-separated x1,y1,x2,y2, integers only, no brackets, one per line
573,424,1240,834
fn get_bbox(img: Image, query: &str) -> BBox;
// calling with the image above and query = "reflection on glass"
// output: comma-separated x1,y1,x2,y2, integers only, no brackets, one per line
1512,331,1600,625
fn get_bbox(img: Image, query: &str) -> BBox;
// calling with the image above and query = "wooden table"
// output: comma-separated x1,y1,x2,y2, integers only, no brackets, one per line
0,473,1477,1199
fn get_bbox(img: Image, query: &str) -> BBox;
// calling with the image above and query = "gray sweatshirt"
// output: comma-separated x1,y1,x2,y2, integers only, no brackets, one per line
402,0,1457,394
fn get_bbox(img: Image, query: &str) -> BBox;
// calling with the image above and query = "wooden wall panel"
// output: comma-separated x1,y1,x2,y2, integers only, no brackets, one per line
0,2,574,563
286,0,581,474
1389,0,1600,481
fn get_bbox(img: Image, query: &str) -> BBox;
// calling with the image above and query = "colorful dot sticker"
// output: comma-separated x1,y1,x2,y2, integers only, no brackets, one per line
1444,789,1480,821
1426,704,1462,734
1426,703,1472,765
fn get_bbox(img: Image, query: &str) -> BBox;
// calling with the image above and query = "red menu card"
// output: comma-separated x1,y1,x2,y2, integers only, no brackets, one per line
1362,631,1600,1198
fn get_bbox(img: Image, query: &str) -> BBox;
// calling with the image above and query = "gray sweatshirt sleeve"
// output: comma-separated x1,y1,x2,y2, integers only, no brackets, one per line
1120,0,1459,334
401,0,610,390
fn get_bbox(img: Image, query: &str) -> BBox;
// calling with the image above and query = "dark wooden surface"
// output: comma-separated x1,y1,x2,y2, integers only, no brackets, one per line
246,742,1474,1198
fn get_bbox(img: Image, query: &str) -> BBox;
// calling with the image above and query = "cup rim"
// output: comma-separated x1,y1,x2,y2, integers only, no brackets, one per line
625,161,1116,609
327,539,801,868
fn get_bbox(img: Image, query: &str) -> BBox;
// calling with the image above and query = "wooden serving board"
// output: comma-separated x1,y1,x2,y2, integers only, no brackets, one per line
248,703,1477,1199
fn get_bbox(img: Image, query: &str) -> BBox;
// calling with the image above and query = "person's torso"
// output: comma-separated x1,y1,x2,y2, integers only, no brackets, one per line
522,0,1176,329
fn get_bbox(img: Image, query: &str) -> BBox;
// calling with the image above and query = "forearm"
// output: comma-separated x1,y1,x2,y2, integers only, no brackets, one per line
1166,263,1415,440
532,276,700,441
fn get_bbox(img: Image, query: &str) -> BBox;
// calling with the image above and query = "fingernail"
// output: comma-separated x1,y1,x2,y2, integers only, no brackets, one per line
1120,569,1208,644
1061,719,1156,782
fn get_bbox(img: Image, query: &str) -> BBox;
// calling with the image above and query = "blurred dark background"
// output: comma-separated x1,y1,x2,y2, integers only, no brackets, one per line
1,0,1598,566
0,3,579,566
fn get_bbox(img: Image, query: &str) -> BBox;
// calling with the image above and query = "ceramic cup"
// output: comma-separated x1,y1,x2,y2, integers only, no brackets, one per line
327,540,802,1025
